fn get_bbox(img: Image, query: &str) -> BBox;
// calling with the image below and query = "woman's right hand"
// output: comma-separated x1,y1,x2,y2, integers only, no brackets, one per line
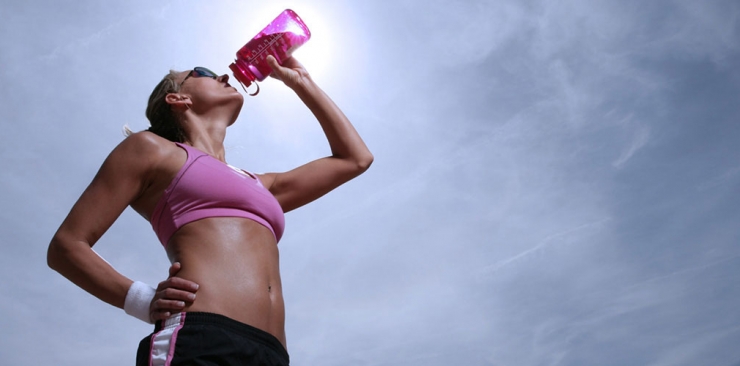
266,55,311,90
148,262,199,322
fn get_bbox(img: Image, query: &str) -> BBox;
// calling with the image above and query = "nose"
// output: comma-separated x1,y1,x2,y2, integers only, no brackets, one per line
217,74,229,83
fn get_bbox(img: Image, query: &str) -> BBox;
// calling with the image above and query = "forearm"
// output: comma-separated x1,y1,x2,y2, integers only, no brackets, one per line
292,77,373,166
47,236,132,309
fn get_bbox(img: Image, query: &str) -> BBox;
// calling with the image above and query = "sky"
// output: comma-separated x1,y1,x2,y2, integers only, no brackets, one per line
1,0,739,365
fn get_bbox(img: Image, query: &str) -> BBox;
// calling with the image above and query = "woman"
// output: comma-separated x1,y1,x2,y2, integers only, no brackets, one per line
47,55,373,365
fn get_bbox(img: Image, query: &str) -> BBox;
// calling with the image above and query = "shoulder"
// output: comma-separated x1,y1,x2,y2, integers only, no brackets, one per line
116,130,173,154
103,131,180,175
112,131,177,161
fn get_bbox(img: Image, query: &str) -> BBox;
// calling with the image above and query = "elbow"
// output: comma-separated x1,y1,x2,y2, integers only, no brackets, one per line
47,237,64,271
47,234,77,272
356,153,374,173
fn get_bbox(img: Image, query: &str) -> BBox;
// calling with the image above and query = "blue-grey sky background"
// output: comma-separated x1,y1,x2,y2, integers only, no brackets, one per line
2,0,739,365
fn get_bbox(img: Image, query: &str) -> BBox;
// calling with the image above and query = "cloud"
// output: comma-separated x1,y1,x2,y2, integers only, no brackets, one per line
478,217,612,277
397,0,527,67
3,1,740,365
39,20,125,61
696,165,740,192
612,125,650,168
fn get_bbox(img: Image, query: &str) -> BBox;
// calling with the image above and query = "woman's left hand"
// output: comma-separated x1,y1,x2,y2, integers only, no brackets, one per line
266,55,311,89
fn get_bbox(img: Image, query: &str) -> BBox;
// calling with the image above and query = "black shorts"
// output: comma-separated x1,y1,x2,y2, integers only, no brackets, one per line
136,312,289,366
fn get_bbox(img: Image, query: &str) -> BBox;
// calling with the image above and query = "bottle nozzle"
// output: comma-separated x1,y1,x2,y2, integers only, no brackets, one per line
229,61,260,96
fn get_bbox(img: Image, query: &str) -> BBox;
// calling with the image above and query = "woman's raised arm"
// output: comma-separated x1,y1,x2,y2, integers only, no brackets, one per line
258,56,373,213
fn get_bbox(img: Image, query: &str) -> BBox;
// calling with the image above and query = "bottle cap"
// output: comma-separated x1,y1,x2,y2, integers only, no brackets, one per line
229,61,260,96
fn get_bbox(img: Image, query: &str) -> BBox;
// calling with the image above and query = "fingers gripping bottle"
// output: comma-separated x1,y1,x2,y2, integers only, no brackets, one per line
229,9,311,96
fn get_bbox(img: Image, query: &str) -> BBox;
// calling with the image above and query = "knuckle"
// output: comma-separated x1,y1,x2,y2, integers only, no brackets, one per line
169,278,183,286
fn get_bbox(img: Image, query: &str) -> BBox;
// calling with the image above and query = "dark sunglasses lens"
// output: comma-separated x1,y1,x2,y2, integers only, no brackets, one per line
194,67,218,78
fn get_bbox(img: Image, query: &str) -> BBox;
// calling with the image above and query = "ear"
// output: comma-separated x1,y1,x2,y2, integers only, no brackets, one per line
165,93,192,108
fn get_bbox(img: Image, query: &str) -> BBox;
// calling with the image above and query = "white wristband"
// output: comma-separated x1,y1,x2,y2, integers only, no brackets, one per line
124,281,156,324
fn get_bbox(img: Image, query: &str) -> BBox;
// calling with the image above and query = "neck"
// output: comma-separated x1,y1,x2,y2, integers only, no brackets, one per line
180,110,233,162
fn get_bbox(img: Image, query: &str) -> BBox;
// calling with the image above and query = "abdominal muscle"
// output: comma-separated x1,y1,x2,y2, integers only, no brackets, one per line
164,216,287,349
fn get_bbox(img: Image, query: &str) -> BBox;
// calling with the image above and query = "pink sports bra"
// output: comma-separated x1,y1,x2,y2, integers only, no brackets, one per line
150,143,285,246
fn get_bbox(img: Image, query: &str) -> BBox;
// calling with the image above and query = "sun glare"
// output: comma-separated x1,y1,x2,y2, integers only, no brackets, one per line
228,4,333,85
285,6,333,82
223,4,343,143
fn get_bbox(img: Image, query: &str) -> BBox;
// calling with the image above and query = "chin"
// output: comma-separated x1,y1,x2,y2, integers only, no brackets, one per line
222,93,244,109
228,90,244,106
228,101,244,126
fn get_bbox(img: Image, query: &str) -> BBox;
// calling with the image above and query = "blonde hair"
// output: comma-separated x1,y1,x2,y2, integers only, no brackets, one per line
124,70,186,142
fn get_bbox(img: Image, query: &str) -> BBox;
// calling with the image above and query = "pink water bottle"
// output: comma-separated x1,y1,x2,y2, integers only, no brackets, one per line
229,9,311,96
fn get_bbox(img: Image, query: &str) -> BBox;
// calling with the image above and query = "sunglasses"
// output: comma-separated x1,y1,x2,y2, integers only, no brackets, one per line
179,66,219,88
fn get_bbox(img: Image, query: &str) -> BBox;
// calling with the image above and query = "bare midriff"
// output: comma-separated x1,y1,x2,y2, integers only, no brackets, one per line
165,216,286,350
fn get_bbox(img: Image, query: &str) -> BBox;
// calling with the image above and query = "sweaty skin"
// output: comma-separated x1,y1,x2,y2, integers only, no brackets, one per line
129,141,289,347
48,55,372,353
170,219,286,345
